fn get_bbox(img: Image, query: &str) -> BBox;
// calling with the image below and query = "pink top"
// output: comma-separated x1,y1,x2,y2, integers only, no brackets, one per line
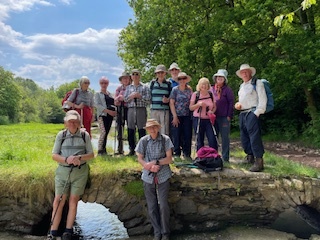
190,92,215,119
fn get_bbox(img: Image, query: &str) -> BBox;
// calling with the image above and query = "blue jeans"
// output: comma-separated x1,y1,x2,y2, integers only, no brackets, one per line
193,117,218,151
214,116,230,161
239,111,264,158
171,115,192,157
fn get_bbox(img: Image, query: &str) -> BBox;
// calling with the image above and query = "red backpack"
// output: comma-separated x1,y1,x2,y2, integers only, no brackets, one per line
61,89,79,112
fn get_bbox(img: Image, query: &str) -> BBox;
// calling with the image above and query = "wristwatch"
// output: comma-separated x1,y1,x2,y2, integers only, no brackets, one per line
156,160,160,165
78,155,82,161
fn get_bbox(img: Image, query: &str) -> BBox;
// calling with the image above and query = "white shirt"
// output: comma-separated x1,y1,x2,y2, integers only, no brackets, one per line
238,79,267,117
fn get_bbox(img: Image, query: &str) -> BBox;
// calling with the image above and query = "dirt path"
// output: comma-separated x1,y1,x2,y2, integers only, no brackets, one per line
230,140,320,169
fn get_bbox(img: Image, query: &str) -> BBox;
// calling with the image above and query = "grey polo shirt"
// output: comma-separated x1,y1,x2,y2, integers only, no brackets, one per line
52,129,93,166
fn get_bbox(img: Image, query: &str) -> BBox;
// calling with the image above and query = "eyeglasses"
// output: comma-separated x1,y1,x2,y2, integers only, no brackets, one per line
132,73,140,76
100,82,109,85
178,77,187,80
83,82,90,84
170,68,179,71
156,71,165,74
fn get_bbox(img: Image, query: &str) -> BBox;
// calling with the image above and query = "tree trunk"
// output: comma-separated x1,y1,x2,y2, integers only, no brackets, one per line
303,87,318,122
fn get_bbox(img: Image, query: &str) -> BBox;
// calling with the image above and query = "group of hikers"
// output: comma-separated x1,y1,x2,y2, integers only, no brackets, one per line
48,63,268,240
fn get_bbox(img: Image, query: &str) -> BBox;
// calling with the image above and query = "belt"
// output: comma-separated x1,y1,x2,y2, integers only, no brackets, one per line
60,163,86,168
240,107,256,113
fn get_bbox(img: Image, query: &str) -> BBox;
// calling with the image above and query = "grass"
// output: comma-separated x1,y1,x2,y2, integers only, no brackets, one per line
0,123,319,200
0,123,141,199
230,148,320,178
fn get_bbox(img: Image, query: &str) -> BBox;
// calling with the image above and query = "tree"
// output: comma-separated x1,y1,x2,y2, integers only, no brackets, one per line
0,67,21,123
119,0,320,141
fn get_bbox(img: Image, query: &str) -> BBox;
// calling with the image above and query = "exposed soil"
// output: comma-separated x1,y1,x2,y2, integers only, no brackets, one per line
230,140,320,169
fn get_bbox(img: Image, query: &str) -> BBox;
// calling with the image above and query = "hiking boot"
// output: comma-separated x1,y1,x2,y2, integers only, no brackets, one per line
162,235,170,240
246,154,254,164
47,234,57,240
62,232,72,240
126,151,135,156
249,158,264,172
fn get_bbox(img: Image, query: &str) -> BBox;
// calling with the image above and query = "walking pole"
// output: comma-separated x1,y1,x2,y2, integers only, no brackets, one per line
120,101,125,153
80,108,84,129
193,106,202,160
211,123,220,148
47,165,74,238
134,98,137,127
113,115,117,156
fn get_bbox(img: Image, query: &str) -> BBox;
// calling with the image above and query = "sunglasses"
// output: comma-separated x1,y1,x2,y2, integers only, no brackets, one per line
100,82,109,85
132,73,140,76
83,82,90,84
178,77,187,80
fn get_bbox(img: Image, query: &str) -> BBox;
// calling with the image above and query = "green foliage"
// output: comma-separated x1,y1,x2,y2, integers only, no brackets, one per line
123,180,144,198
0,67,21,122
119,0,320,141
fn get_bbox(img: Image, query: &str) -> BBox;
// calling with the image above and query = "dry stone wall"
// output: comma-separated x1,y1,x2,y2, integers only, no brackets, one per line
0,167,320,236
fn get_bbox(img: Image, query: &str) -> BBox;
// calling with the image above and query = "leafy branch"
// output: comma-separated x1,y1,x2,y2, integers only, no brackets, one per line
274,0,317,27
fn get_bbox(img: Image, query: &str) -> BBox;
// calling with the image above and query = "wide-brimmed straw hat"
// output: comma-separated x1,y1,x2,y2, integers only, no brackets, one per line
236,64,256,78
177,72,191,82
119,71,130,81
65,110,80,122
168,62,180,71
144,119,161,129
213,69,228,83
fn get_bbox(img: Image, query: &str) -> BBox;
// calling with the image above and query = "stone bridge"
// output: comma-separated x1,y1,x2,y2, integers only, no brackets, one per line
1,167,320,236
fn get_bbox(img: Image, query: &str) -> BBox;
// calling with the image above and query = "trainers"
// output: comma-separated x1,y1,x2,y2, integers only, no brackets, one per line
47,234,57,240
162,235,170,240
62,232,72,240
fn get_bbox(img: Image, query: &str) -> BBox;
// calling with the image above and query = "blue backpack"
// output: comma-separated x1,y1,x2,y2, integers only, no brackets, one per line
252,77,274,113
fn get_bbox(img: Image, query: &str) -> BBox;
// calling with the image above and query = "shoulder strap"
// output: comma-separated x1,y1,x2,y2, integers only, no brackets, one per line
251,76,258,90
74,88,80,102
81,131,86,143
150,80,156,91
60,129,67,146
60,129,86,147
209,91,213,102
195,92,200,104
195,91,213,104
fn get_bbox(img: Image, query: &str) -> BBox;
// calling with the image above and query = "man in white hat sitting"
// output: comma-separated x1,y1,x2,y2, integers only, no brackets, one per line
234,64,267,172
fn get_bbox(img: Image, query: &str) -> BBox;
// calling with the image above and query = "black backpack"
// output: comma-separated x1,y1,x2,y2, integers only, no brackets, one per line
193,156,223,172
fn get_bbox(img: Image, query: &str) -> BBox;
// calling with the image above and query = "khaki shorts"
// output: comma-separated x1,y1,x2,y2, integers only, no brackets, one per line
55,164,89,196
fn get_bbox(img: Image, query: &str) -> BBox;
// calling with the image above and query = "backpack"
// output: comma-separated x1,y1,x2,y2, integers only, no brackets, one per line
60,129,86,146
61,89,80,112
193,146,223,172
251,76,274,113
194,91,214,104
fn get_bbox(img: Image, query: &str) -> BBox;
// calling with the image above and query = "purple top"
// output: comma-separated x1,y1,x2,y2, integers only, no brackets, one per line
211,85,234,118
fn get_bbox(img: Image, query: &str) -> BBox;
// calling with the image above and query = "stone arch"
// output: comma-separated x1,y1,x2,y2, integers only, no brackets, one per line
1,168,320,236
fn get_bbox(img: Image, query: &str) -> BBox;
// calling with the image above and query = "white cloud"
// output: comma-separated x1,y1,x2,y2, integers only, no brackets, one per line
0,0,53,21
0,0,129,93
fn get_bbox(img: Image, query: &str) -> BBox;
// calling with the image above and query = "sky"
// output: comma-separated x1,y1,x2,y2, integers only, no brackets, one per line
0,0,134,93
